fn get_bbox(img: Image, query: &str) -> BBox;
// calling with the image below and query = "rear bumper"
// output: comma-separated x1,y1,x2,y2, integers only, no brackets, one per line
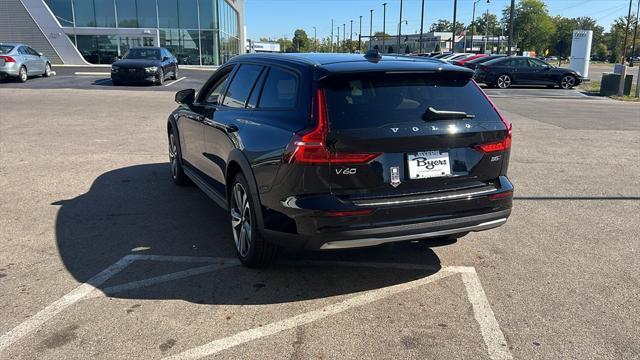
261,176,513,250
0,62,20,76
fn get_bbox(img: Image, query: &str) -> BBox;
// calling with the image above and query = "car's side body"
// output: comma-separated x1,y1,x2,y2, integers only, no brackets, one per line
169,53,513,256
111,47,178,85
473,56,583,88
0,43,50,81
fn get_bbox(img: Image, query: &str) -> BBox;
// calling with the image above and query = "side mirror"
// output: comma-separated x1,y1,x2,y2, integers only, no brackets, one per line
175,88,196,105
162,56,170,62
38,52,43,56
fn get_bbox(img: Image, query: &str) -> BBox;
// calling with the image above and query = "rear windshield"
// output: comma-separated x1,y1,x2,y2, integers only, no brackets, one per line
0,45,14,54
323,74,501,130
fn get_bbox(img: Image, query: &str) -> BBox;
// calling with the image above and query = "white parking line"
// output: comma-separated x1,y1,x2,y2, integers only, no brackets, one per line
74,72,110,76
0,255,134,352
163,270,456,360
0,255,512,360
164,76,187,87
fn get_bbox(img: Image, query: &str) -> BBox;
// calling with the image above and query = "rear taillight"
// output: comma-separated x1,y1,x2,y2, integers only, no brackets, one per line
0,56,16,63
472,80,512,153
489,190,513,201
284,89,380,165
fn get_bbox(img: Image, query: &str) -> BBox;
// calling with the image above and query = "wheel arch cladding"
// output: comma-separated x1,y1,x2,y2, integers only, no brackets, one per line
226,150,267,230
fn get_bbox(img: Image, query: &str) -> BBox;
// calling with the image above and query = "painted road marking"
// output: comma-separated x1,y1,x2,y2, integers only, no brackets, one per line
74,72,110,76
164,76,187,87
0,255,512,360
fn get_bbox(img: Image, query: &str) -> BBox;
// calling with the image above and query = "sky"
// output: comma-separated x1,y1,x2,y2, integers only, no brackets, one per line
245,0,635,40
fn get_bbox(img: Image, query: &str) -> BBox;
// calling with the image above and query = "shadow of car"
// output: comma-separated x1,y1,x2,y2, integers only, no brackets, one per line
53,163,443,305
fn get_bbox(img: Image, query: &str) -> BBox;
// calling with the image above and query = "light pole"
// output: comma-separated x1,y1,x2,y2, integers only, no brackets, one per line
359,15,363,52
397,0,403,53
507,0,514,55
452,0,458,51
350,20,353,53
630,0,639,66
484,0,491,54
621,0,633,64
331,19,334,52
470,0,481,53
343,23,346,51
369,9,374,50
382,3,387,53
337,26,340,52
418,0,425,53
313,26,317,52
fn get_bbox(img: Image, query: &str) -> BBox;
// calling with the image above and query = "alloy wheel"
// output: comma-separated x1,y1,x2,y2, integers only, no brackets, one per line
45,64,51,77
19,67,27,82
168,133,178,179
230,183,251,258
497,75,511,89
560,75,575,89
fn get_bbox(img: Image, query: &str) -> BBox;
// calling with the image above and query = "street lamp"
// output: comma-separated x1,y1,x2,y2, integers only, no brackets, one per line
313,26,317,52
397,20,407,53
382,3,387,53
397,0,403,53
470,0,481,52
484,0,491,54
358,15,363,53
350,20,353,53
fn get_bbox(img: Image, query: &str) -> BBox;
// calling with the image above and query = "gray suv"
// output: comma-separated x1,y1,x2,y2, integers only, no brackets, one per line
0,43,52,82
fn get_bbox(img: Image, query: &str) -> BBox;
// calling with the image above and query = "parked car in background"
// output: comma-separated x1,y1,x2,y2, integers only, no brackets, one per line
463,54,507,70
474,56,583,89
453,53,488,66
433,52,453,59
0,43,52,82
441,53,472,62
167,52,513,267
110,47,178,86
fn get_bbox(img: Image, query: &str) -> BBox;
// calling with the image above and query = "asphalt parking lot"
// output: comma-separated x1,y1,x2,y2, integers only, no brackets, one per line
0,72,639,359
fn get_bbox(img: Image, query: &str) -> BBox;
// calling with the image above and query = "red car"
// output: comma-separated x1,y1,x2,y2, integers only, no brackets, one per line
454,54,488,66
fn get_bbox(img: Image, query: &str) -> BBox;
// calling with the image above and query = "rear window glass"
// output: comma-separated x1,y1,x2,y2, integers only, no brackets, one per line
258,67,298,109
0,45,15,54
324,74,501,130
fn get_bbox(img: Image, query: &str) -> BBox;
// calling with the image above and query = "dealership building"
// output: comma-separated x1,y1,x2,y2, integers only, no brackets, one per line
0,0,244,65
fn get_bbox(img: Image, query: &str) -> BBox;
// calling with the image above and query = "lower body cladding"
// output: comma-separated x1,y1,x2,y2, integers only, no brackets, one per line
261,176,513,250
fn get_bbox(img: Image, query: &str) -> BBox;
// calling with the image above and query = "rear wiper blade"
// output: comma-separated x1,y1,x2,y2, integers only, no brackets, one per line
422,107,475,121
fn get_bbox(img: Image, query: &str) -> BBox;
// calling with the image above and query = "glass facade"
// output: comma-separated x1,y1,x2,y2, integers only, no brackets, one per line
44,0,241,65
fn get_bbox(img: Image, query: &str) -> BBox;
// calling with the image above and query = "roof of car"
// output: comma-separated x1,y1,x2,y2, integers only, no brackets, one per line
231,53,472,76
0,43,25,47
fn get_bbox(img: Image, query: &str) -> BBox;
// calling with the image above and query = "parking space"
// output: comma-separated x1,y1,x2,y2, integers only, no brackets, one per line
0,66,212,92
0,83,639,359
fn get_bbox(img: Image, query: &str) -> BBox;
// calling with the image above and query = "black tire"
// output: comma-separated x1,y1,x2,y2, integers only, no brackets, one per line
171,66,178,80
168,129,190,186
559,74,576,89
43,63,52,77
496,74,512,89
156,69,164,86
229,173,278,267
17,66,28,83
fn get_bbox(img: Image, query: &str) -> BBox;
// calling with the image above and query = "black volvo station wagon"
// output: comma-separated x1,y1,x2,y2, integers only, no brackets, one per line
167,51,513,267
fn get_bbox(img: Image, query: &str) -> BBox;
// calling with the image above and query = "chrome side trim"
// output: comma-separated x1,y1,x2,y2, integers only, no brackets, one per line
319,218,507,250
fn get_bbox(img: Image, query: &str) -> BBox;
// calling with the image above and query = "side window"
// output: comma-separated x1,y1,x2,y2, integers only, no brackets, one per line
510,58,529,68
258,67,298,109
204,71,232,105
528,59,547,68
222,64,263,108
18,47,29,55
27,47,39,56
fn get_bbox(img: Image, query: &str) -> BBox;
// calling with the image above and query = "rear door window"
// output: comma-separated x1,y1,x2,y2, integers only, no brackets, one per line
509,58,529,68
258,67,298,109
222,64,263,108
324,74,501,130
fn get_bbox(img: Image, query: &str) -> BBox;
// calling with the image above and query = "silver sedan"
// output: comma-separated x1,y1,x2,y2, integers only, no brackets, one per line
0,43,52,82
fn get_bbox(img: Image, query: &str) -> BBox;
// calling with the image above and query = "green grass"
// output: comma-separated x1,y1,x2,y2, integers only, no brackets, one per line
578,80,639,102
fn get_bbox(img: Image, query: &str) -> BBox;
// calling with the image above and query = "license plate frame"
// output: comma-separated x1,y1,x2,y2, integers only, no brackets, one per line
406,151,452,179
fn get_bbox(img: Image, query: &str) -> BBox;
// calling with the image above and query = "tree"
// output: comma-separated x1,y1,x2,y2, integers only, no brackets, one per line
550,16,575,58
606,16,637,63
472,13,500,36
502,0,555,54
430,19,465,36
291,29,310,52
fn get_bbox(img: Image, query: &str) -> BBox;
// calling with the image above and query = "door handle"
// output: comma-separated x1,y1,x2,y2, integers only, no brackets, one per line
203,119,238,133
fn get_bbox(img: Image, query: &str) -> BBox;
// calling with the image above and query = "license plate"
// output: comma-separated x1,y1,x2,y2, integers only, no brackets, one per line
407,151,451,179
